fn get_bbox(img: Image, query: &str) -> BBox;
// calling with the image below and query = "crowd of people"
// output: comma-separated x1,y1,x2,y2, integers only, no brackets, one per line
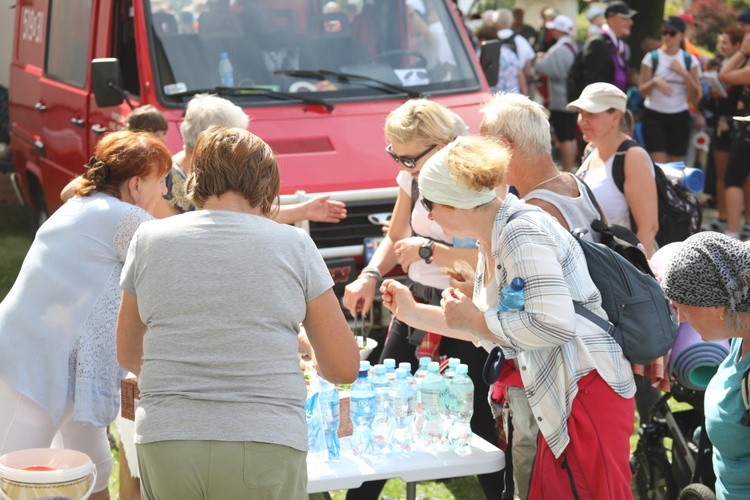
1,2,750,500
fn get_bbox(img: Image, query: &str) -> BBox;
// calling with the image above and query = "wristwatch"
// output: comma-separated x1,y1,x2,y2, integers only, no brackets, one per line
418,239,435,264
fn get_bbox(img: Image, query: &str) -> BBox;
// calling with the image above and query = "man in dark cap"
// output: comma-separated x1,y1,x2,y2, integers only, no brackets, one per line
738,8,750,32
579,0,637,91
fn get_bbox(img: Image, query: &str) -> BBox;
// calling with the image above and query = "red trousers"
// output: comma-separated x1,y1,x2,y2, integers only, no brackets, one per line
528,371,635,500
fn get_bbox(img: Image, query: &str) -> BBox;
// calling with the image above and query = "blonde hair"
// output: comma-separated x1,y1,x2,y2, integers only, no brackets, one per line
186,126,280,216
446,135,508,191
480,93,551,158
384,99,457,148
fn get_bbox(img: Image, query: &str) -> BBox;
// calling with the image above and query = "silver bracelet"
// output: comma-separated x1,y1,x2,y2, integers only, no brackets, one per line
360,266,382,280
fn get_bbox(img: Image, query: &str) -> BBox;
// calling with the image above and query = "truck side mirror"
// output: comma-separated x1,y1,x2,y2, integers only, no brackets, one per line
91,58,126,108
478,40,500,88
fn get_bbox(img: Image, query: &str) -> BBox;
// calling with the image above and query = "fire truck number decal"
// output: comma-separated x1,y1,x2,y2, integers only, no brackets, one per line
21,7,45,44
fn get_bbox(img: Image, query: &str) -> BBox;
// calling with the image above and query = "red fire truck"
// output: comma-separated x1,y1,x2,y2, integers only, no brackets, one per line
9,0,492,297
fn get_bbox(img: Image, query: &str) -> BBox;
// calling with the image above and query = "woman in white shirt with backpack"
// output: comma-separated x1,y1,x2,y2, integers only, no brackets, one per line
638,16,702,164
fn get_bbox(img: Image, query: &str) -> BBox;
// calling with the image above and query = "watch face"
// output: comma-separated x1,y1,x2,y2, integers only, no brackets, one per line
419,243,433,260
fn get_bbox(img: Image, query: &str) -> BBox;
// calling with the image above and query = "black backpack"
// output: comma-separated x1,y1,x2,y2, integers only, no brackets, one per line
508,209,678,365
611,140,702,247
566,34,612,102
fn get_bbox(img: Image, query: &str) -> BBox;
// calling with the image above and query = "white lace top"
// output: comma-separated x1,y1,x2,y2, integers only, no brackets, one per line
0,193,152,426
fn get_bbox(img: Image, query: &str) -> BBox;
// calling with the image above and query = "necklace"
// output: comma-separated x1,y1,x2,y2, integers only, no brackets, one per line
528,173,562,192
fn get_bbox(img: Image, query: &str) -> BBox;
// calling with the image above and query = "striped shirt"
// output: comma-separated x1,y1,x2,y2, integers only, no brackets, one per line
475,194,635,458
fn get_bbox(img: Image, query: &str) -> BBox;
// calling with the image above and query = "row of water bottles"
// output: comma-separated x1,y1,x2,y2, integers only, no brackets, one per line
349,357,475,458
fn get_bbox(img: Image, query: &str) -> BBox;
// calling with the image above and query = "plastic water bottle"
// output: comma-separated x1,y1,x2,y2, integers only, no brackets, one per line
414,357,430,435
305,391,327,460
350,361,376,456
443,358,460,382
420,361,448,449
453,237,477,248
389,368,416,456
317,375,341,460
399,362,416,387
371,364,391,455
383,358,397,383
218,52,234,87
414,357,431,386
498,277,525,312
446,364,474,455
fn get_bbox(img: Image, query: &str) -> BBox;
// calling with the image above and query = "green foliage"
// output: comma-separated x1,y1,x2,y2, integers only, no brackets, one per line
0,206,32,300
687,0,740,52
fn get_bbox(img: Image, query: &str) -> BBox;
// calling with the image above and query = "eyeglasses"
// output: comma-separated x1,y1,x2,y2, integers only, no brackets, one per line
661,29,677,37
385,144,437,169
420,198,434,212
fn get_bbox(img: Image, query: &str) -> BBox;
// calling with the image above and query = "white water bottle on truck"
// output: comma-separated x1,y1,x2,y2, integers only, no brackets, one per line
218,52,234,87
349,361,375,456
497,277,525,312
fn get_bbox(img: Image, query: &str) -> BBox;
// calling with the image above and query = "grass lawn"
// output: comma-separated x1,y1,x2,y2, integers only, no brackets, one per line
0,205,32,300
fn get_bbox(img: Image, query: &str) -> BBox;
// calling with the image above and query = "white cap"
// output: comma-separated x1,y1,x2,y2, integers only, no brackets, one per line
567,82,627,113
545,15,575,35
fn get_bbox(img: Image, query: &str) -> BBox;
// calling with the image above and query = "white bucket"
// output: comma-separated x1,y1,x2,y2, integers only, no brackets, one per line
356,336,378,361
0,448,97,500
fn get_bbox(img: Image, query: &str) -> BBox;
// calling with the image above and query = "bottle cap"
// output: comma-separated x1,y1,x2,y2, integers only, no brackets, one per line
384,358,396,368
374,364,385,374
419,357,431,366
359,360,371,372
428,361,440,372
457,364,469,375
510,277,524,290
448,358,460,367
399,362,412,371
220,52,228,58
395,368,408,378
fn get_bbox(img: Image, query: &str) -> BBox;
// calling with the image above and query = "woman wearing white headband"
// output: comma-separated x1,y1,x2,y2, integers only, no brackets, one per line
381,135,636,499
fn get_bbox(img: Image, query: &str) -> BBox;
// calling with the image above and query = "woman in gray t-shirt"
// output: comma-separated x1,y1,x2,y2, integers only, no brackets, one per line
117,125,360,499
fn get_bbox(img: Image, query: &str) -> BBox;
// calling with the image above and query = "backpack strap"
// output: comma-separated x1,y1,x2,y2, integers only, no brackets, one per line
650,50,659,75
577,176,605,221
611,139,641,193
508,209,614,334
683,49,692,71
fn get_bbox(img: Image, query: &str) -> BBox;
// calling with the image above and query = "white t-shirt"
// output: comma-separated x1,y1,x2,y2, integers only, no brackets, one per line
641,48,700,114
576,152,631,227
396,170,450,290
497,29,535,67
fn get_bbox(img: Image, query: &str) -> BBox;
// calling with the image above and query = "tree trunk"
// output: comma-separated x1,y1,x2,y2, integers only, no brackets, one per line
625,0,666,72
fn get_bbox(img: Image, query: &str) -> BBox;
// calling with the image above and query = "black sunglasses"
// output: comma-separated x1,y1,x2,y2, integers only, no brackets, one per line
661,29,677,37
420,198,433,212
385,144,437,169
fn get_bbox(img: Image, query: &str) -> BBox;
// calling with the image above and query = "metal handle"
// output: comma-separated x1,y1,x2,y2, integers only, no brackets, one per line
71,118,85,127
34,102,47,112
91,124,106,135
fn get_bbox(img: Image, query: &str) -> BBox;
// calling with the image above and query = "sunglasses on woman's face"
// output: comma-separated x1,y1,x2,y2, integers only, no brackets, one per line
662,29,677,37
420,198,434,212
385,144,436,169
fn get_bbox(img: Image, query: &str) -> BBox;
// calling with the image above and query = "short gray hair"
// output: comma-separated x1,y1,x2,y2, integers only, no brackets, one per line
480,93,551,159
180,94,250,151
492,9,513,30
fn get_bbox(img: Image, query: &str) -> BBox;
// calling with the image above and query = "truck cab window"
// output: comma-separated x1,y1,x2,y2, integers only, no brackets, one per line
45,0,93,87
113,0,140,96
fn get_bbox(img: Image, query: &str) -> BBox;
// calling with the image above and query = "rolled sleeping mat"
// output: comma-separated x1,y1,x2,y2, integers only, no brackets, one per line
669,322,730,391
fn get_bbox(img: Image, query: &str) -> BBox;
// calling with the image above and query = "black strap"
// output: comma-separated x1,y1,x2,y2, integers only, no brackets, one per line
577,176,605,222
611,139,640,193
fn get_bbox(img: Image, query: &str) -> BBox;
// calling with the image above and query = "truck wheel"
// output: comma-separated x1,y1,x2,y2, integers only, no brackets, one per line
678,484,715,500
28,190,48,236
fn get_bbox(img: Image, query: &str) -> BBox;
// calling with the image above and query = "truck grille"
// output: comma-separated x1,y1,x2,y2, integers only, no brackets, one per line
310,198,394,249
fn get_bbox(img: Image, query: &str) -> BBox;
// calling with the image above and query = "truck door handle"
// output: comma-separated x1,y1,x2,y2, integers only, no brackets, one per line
34,102,47,112
91,124,106,135
71,118,85,127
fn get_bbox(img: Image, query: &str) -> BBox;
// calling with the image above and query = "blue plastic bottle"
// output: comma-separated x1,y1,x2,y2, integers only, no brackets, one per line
350,361,376,456
218,52,234,87
413,357,430,435
383,358,397,383
443,358,460,382
446,364,474,455
414,357,431,385
399,362,416,387
371,364,391,455
419,361,447,450
305,390,327,460
317,375,341,460
497,277,525,312
389,368,416,456
452,237,478,248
